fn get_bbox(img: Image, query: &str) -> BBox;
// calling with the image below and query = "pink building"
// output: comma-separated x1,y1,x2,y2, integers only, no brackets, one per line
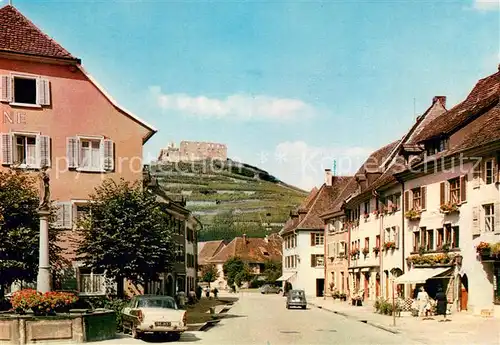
0,5,156,291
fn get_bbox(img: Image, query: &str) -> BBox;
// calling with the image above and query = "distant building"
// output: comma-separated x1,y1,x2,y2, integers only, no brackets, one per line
158,141,227,162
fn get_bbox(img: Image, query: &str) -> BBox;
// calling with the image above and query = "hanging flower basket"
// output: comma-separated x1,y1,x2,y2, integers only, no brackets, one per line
362,247,370,256
383,241,396,251
363,213,370,220
372,209,380,218
372,246,380,255
350,248,360,259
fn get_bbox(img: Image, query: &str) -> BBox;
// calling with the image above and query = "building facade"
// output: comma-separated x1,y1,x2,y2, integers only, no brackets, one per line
0,5,156,295
279,171,351,297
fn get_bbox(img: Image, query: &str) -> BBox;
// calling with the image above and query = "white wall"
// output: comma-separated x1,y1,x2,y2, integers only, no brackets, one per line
282,230,325,297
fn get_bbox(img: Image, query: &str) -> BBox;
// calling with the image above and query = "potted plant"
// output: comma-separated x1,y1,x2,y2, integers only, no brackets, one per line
350,248,360,259
372,246,380,255
339,292,347,301
476,241,491,259
362,247,370,257
363,212,370,220
440,202,459,214
372,209,380,218
332,290,340,300
384,241,396,251
405,209,421,221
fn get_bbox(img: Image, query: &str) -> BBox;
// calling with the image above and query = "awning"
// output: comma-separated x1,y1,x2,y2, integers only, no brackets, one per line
395,267,452,284
277,272,297,281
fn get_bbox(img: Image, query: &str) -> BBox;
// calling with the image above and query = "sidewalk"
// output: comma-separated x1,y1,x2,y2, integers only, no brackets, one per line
309,297,500,345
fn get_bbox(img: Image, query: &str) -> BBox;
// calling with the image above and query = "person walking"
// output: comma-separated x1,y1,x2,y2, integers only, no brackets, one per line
417,286,430,319
213,287,219,299
205,287,210,299
435,287,448,322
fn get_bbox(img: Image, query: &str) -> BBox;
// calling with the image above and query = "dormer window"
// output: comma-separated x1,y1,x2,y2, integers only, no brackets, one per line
426,138,448,156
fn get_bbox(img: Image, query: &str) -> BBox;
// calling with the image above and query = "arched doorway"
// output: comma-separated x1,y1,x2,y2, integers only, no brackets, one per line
166,275,174,297
458,274,468,311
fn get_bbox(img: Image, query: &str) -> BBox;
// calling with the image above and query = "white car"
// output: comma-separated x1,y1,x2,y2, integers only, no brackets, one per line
122,295,188,341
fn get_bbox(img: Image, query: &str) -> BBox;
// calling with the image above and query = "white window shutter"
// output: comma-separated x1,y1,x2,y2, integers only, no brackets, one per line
103,139,114,171
67,137,79,169
55,203,64,228
395,226,400,249
99,139,105,171
495,202,500,234
0,75,12,102
472,206,480,235
1,133,13,165
36,135,51,168
37,78,50,106
63,202,73,229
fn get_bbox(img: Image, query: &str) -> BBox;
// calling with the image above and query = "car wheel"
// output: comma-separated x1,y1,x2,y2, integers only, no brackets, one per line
302,306,306,310
286,304,290,309
170,333,181,341
131,328,141,339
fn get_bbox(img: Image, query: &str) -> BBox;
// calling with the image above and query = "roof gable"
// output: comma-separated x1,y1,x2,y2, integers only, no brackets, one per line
208,236,282,264
0,5,77,61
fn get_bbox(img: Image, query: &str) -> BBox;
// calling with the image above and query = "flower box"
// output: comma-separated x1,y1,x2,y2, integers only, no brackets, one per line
372,246,380,255
440,202,460,214
362,247,370,256
405,209,421,221
363,213,370,220
383,242,396,251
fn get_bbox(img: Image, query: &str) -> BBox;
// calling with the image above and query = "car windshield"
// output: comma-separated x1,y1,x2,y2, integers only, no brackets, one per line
137,297,177,309
290,291,304,298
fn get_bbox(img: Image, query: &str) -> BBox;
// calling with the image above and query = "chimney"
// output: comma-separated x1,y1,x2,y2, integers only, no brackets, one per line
325,169,333,186
432,96,446,108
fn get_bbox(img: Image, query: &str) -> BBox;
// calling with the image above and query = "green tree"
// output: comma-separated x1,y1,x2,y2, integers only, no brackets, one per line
76,179,175,296
0,171,62,298
201,264,218,288
223,257,254,287
263,260,282,284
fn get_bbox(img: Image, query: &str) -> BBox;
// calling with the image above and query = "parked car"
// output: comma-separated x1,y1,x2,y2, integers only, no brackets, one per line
286,290,307,309
122,295,187,341
260,284,283,294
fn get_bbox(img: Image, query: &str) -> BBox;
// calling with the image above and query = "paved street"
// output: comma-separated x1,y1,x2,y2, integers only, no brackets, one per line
93,292,419,345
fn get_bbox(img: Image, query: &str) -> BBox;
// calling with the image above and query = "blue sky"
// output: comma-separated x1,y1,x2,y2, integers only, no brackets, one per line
12,0,500,190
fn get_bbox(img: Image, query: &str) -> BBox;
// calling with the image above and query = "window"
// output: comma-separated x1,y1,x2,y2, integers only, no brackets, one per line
386,228,392,242
449,178,460,204
312,233,324,246
364,201,370,214
1,133,50,168
412,188,422,210
426,138,448,156
444,224,452,245
79,268,105,295
376,235,380,248
75,204,90,227
485,160,494,185
311,254,324,267
67,136,114,172
13,76,37,105
394,194,401,210
14,135,36,166
437,228,444,248
485,204,495,232
413,229,421,252
0,75,50,106
452,227,459,249
426,229,434,251
365,237,369,249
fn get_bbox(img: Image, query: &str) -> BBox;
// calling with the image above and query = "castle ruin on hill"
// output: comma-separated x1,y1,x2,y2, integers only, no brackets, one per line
158,141,228,163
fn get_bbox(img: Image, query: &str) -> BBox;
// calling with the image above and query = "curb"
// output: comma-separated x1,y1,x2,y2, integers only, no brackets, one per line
193,304,234,332
309,302,401,334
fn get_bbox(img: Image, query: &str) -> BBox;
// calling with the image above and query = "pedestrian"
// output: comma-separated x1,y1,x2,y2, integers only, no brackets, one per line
435,287,448,322
205,286,210,298
417,286,430,319
195,285,202,300
188,290,197,305
213,287,219,299
177,290,186,309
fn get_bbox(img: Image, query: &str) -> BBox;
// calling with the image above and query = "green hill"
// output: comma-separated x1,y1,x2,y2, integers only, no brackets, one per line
150,159,307,241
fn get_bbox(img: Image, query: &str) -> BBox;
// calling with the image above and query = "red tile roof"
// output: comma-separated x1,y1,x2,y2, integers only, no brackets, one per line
412,71,499,143
0,5,77,61
280,177,352,235
208,236,282,264
319,177,357,219
197,240,225,266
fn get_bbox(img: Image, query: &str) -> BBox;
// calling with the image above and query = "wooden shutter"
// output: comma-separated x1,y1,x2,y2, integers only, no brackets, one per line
311,233,315,246
37,78,50,105
67,137,79,169
55,202,73,229
495,202,500,234
421,186,426,210
103,139,114,171
36,135,51,168
472,206,480,236
440,182,446,206
395,226,400,249
311,254,316,267
460,175,467,203
472,160,482,188
1,133,13,165
0,75,12,102
493,157,498,184
404,190,410,211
